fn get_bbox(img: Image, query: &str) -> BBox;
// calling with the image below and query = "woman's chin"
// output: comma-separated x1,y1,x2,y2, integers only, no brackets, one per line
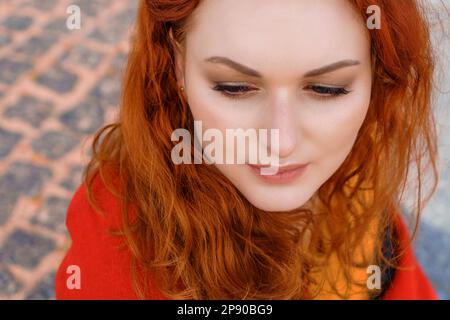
242,189,314,213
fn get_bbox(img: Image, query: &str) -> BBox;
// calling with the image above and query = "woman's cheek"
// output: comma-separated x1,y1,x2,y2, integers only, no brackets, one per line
309,96,370,170
188,90,249,131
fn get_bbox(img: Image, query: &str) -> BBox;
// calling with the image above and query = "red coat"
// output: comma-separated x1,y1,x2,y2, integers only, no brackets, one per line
55,171,439,300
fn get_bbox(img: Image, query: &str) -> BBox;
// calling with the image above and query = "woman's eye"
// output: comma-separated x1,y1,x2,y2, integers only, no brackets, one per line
212,83,255,99
212,83,350,100
305,85,350,98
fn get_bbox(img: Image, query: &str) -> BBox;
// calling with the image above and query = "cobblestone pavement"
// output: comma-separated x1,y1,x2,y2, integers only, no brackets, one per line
0,0,449,300
0,0,137,299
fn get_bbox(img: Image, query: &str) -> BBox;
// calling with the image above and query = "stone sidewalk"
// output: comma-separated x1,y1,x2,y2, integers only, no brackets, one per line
0,0,137,299
0,0,449,300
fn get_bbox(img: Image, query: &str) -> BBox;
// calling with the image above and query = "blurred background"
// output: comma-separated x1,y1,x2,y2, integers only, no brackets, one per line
0,0,448,299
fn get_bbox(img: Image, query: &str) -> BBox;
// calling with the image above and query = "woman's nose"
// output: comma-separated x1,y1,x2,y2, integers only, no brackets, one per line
265,94,298,159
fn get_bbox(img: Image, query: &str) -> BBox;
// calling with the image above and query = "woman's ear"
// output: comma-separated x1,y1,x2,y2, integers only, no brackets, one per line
169,27,186,89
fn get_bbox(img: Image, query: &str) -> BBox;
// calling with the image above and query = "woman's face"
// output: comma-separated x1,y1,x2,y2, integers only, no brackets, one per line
173,0,372,212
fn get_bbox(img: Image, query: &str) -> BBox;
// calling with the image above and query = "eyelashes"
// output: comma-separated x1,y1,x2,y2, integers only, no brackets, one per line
212,84,254,99
212,83,351,100
304,85,350,97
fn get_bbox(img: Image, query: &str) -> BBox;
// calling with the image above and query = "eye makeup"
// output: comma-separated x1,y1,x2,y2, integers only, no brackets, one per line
205,61,357,101
211,82,351,100
303,84,351,98
211,82,259,100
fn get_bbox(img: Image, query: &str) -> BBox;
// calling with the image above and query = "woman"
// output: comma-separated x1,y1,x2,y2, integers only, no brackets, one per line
55,0,443,299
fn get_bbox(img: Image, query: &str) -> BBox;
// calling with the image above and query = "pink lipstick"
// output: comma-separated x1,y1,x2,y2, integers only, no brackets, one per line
247,163,309,184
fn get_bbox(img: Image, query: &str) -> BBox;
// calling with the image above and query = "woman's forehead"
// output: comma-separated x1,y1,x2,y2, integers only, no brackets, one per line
185,0,371,72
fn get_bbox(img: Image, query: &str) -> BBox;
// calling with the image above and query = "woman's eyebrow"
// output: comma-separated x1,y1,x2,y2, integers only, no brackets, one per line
204,56,360,78
303,60,360,77
204,56,262,77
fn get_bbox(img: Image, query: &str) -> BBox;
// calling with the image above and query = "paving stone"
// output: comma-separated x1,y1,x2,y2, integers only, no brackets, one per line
415,221,450,300
2,15,33,31
30,196,69,234
111,52,127,72
0,266,22,296
0,33,12,47
26,0,57,11
35,66,78,94
31,130,79,160
0,58,32,85
114,7,138,30
59,99,104,134
3,95,53,128
89,75,122,108
62,45,104,68
0,161,52,197
60,165,84,191
74,0,111,17
0,229,56,269
25,271,56,299
0,193,19,226
88,27,123,44
0,127,22,158
87,8,135,44
43,17,71,35
85,145,93,158
16,33,59,58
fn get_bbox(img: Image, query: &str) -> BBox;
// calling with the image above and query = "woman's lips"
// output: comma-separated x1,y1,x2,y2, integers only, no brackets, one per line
246,163,309,184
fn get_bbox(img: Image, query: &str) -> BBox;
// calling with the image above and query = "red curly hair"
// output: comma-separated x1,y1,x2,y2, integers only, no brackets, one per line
83,0,441,299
